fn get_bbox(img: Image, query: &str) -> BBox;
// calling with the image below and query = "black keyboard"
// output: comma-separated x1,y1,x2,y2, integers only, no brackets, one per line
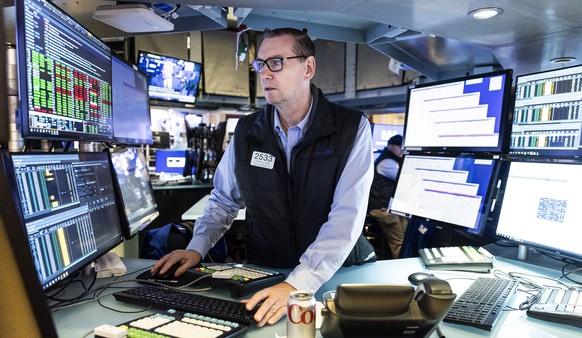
444,277,519,331
113,285,256,325
527,288,582,328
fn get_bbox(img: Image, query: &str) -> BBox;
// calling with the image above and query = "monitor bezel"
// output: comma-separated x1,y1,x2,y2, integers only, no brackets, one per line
136,50,203,108
111,54,154,145
3,151,125,291
510,64,582,159
494,157,582,264
15,0,114,142
110,148,159,240
389,152,503,236
403,69,514,154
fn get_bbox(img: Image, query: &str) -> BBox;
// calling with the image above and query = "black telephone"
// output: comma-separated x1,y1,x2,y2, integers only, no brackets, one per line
320,277,456,338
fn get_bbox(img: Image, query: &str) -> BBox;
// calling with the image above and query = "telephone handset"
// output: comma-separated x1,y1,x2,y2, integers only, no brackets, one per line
320,277,456,338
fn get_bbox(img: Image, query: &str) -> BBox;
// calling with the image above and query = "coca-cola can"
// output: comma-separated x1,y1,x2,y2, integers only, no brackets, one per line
287,290,316,338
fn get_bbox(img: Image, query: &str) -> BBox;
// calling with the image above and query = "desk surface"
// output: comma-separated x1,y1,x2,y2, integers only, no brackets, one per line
182,194,246,221
51,256,580,338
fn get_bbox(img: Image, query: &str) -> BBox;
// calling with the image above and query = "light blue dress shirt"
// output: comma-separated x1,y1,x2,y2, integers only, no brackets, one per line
186,109,374,293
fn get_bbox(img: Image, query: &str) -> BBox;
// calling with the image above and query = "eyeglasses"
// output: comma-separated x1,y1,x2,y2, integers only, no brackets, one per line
252,55,307,73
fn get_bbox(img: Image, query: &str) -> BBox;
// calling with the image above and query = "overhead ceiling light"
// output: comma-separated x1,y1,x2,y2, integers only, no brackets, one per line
550,56,576,64
468,7,503,20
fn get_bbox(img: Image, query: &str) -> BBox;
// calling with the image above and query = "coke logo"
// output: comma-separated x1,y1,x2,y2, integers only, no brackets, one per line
288,304,315,324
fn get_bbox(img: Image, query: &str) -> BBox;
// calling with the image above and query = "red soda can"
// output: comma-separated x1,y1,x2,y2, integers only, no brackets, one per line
287,290,316,338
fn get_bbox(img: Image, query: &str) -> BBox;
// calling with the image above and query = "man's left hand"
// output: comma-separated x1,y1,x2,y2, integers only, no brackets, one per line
241,282,296,327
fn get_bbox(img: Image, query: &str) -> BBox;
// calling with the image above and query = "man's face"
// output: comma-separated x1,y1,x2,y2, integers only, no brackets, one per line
389,144,403,157
257,35,314,107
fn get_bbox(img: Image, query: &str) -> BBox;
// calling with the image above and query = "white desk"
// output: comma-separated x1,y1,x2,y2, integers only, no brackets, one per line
51,256,581,338
181,194,246,221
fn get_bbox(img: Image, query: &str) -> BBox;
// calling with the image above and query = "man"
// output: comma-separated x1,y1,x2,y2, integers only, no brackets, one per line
151,27,375,327
367,134,408,259
150,61,182,90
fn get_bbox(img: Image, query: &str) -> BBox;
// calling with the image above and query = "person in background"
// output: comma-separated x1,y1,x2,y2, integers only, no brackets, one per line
151,27,375,327
367,134,408,259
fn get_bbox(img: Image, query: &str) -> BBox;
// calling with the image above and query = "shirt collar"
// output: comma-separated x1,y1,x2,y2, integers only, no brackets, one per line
273,98,314,135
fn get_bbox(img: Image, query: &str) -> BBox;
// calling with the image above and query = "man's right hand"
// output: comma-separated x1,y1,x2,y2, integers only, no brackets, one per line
150,249,202,277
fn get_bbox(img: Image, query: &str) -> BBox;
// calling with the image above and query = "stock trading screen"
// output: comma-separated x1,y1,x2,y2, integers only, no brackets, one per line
18,0,113,141
511,65,582,157
11,153,123,290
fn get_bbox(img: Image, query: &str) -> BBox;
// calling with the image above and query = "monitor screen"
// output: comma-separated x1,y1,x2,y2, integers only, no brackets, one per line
495,159,582,263
111,148,159,239
15,0,113,142
510,65,582,158
111,55,153,145
389,153,501,234
137,51,202,106
371,123,404,152
403,69,513,153
155,149,193,177
4,152,124,290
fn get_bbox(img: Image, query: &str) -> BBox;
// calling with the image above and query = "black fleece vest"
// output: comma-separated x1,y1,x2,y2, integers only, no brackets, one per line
233,86,363,268
367,148,401,211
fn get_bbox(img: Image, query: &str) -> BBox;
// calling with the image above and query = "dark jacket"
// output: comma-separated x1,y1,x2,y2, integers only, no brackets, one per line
233,85,375,268
367,147,401,211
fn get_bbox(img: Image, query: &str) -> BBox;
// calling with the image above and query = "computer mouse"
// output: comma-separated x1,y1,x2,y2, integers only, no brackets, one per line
408,272,434,285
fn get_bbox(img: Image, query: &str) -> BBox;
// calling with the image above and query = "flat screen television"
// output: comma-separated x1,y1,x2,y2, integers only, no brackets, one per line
111,148,159,239
15,0,114,142
371,123,404,152
137,51,202,107
111,54,153,145
403,69,513,153
510,64,582,158
2,151,124,291
495,159,582,263
389,153,501,234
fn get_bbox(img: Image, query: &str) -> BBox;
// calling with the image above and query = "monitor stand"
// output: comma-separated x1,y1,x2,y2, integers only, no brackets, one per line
518,244,529,260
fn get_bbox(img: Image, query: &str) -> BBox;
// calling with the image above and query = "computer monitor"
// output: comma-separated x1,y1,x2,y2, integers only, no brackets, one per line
495,159,582,263
111,148,159,239
403,69,513,153
111,55,153,145
0,154,58,337
15,0,114,142
3,151,124,290
389,153,501,234
137,51,202,107
510,64,582,158
155,149,194,177
371,123,404,152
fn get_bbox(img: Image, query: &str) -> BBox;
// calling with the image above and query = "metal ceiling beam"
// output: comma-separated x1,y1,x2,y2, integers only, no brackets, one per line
237,14,365,43
370,43,439,81
185,5,227,27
